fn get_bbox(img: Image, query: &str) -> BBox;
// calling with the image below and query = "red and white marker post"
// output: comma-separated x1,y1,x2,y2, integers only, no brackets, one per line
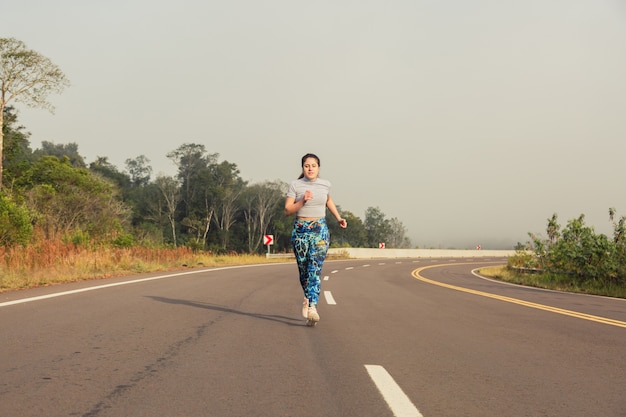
264,234,274,256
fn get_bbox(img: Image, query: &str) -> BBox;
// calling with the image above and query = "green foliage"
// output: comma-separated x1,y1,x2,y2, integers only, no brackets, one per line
0,37,70,186
2,108,411,253
516,209,626,288
66,229,90,246
365,206,388,247
327,208,367,248
33,141,85,167
113,233,135,248
362,206,411,248
240,180,285,253
16,156,130,240
125,155,152,187
0,193,32,246
508,250,538,269
0,37,70,111
2,106,33,187
90,156,132,189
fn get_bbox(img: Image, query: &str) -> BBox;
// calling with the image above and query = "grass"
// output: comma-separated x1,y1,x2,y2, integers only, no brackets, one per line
7,242,622,299
0,240,295,293
477,265,626,299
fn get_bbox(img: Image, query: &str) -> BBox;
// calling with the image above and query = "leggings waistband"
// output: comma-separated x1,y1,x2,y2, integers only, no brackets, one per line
293,218,327,232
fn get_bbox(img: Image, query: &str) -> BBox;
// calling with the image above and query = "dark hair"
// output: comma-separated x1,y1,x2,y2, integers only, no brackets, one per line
298,153,320,179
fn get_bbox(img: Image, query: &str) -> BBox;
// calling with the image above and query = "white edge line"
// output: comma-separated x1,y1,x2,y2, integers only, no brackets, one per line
364,365,423,417
0,264,275,308
471,268,626,301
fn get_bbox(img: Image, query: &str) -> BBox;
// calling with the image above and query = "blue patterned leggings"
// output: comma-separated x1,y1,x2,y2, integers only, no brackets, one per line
291,218,330,306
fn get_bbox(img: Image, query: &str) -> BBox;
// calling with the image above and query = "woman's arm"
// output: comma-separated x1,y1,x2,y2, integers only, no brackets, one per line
284,190,313,216
326,195,347,228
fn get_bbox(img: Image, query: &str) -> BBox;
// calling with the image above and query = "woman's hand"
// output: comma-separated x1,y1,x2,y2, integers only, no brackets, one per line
337,218,347,229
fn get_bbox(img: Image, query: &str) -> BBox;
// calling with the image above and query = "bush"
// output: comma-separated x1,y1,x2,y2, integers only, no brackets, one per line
0,193,33,246
518,210,626,287
113,233,135,248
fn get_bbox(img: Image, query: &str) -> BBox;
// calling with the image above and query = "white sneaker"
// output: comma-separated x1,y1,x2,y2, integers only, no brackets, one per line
302,297,309,318
306,305,320,327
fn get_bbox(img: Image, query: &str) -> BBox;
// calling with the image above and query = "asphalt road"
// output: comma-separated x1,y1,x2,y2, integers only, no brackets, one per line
1,258,625,417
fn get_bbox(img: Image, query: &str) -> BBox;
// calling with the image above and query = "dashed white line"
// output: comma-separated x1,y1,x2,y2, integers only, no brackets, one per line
324,291,336,305
365,365,424,417
323,275,329,281
346,266,354,270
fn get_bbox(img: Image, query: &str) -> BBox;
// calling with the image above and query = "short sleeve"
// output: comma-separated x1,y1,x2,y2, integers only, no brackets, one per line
286,181,297,198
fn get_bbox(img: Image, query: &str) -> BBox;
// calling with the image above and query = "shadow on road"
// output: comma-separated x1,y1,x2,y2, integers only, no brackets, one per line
145,296,305,327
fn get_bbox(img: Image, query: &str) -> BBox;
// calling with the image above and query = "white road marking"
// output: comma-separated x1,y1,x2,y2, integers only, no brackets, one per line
324,291,336,305
365,365,424,417
323,275,329,281
346,266,354,270
363,264,370,267
331,270,339,274
0,264,274,308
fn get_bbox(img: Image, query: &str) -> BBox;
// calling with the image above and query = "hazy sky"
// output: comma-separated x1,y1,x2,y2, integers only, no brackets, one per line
4,0,626,249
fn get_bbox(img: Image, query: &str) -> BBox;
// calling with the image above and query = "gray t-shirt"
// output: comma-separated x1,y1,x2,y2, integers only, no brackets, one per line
286,177,331,218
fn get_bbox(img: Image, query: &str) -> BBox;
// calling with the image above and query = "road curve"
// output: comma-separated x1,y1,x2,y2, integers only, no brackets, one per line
1,258,624,417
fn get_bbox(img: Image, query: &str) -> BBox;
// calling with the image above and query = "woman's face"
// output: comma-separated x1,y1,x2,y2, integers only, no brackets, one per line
302,157,319,181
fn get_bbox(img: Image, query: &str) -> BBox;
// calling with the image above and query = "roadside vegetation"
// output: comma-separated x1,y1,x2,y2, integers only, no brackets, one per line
0,240,294,293
4,38,625,299
479,209,626,299
0,38,407,293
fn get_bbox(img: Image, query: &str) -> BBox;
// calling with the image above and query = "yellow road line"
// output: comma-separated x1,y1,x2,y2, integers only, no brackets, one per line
411,263,626,329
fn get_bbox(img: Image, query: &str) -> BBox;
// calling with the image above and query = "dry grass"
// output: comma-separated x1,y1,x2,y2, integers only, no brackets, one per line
0,240,289,293
476,265,514,280
477,265,626,298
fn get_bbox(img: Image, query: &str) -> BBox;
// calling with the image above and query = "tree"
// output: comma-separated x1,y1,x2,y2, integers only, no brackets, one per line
0,38,69,186
18,156,129,241
546,213,560,244
89,156,132,191
326,208,367,248
166,143,218,219
167,143,220,248
34,141,85,168
0,192,32,246
241,180,285,253
125,155,152,187
364,206,391,248
2,106,33,189
154,175,181,246
387,217,411,248
271,201,295,253
209,160,245,250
